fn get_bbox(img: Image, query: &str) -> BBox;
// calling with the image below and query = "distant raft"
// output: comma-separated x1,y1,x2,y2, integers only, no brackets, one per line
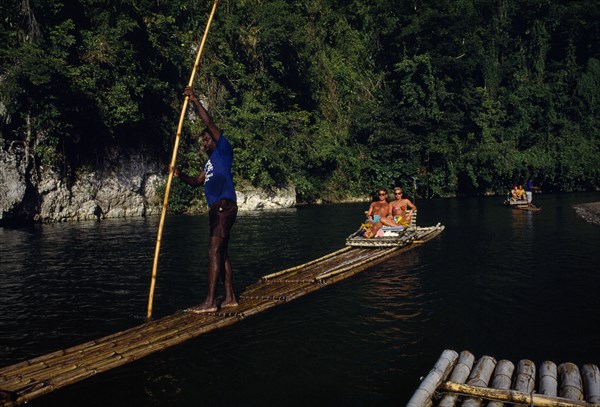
407,349,600,407
503,198,542,212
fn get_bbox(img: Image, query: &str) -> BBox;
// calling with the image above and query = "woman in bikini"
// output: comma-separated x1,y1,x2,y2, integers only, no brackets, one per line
381,187,416,228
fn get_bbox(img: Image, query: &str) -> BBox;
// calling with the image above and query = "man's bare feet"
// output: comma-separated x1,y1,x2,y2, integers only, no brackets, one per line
220,300,238,309
186,303,218,314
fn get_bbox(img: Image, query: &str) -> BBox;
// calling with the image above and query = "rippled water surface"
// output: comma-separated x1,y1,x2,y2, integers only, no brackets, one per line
1,192,599,406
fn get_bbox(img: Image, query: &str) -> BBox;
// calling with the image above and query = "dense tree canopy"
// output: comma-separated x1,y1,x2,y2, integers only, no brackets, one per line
1,0,598,205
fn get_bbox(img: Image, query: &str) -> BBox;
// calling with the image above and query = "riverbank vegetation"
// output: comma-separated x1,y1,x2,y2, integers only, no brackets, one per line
1,0,598,205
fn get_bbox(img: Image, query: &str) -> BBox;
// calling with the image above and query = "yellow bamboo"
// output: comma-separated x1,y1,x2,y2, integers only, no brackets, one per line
261,246,352,280
146,0,220,320
0,314,194,381
315,246,400,280
441,381,600,407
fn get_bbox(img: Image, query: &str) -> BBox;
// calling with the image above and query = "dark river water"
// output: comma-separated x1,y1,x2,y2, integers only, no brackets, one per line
1,192,599,406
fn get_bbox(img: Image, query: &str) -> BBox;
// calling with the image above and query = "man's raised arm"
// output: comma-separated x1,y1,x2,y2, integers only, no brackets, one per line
183,86,220,142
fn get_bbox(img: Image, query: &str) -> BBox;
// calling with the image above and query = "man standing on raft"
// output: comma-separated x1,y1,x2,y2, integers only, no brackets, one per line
172,86,238,313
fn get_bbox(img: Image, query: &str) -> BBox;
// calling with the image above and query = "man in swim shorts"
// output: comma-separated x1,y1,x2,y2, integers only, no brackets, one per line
173,86,238,313
366,188,389,225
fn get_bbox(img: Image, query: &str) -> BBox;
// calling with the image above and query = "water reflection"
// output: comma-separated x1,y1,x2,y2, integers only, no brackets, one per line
0,192,599,406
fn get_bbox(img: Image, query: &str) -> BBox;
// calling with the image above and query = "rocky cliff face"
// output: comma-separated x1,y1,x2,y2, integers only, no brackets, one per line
0,147,28,221
236,184,296,211
0,146,296,224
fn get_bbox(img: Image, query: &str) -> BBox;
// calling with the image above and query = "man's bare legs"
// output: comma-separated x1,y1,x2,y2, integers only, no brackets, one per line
188,235,237,313
220,239,238,308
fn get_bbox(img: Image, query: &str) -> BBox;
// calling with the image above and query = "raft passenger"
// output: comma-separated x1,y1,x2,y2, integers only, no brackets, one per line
380,187,417,228
366,188,390,224
511,186,519,202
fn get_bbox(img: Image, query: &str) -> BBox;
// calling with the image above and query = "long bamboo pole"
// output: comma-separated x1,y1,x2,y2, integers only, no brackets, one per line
146,0,220,320
441,381,600,407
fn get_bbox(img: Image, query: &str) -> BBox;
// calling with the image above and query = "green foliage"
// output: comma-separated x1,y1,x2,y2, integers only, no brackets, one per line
1,0,599,210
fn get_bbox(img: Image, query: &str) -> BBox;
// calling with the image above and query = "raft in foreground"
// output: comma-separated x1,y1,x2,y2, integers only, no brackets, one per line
0,224,444,406
408,349,600,407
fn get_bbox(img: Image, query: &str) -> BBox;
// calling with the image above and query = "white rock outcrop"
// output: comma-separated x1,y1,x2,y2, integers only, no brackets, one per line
236,184,296,211
0,146,296,223
0,147,164,223
0,148,27,221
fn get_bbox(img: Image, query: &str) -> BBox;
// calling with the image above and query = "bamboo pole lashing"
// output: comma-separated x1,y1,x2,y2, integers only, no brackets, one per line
147,0,220,320
540,361,559,397
514,359,536,396
239,294,288,301
440,381,600,407
268,278,318,284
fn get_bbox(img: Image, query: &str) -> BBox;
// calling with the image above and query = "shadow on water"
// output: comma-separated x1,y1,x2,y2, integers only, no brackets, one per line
1,192,599,406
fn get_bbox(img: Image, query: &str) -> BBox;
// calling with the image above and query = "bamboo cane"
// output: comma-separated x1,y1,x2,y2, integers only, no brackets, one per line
487,359,516,407
558,363,584,401
441,381,600,407
406,349,459,407
146,0,220,320
462,355,497,407
438,350,476,407
540,361,559,397
582,364,600,403
261,246,352,280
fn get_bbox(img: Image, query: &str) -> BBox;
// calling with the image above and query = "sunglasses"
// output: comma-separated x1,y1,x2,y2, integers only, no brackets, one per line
394,192,402,195
378,193,387,196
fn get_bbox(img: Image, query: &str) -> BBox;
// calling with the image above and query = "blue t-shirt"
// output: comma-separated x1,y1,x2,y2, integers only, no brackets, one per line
203,132,236,207
526,180,533,192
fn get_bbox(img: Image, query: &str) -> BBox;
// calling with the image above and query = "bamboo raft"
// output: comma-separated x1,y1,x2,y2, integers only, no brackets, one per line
504,199,542,212
0,224,444,406
408,349,600,407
